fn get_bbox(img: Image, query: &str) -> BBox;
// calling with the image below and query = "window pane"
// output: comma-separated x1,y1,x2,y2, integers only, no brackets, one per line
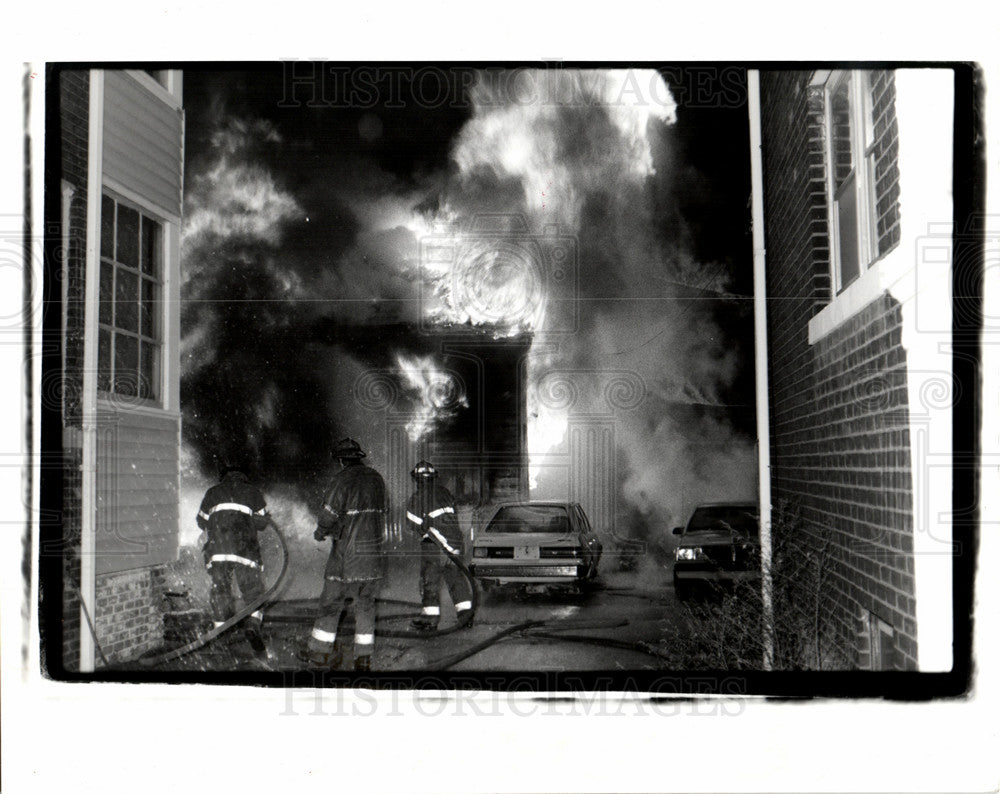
141,278,158,339
116,204,139,268
99,260,114,326
140,341,160,401
830,80,854,192
141,216,161,277
101,195,115,259
115,268,139,333
860,71,875,150
114,334,138,396
837,174,860,289
97,328,112,392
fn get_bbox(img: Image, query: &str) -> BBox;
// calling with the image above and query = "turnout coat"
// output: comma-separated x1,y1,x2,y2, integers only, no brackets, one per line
406,483,464,556
196,471,269,569
318,462,387,582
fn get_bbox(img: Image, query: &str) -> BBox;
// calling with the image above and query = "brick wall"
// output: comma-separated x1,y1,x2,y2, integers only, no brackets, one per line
59,70,89,672
871,72,901,256
808,294,917,667
760,70,915,669
93,566,168,665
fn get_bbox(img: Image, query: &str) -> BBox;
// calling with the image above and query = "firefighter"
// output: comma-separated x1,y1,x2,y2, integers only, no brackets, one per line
196,459,270,662
303,438,387,672
406,460,474,632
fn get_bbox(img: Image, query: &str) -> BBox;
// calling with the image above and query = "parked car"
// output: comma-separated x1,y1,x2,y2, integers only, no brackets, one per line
470,502,602,590
671,502,760,599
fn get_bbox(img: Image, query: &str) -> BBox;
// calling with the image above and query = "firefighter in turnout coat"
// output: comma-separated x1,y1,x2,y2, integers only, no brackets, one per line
304,438,387,671
196,462,270,661
406,460,474,631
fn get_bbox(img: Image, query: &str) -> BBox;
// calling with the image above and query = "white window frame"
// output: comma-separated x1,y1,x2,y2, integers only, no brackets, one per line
96,187,169,410
822,70,879,294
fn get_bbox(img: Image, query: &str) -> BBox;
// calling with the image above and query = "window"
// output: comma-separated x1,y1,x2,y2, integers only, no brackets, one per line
98,193,163,403
824,71,878,292
486,505,569,534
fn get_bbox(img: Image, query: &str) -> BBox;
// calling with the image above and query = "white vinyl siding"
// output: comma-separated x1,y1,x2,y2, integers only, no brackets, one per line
95,408,179,575
102,70,183,220
92,68,184,575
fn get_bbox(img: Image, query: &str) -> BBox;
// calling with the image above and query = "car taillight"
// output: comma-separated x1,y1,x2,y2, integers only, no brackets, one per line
473,548,487,558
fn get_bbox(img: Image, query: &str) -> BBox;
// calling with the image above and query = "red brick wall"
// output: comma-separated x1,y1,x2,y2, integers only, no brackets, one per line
760,70,914,669
94,567,167,665
58,69,89,672
871,72,901,256
809,294,917,667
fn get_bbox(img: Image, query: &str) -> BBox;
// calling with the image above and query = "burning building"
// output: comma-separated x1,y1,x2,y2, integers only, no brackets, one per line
322,322,532,541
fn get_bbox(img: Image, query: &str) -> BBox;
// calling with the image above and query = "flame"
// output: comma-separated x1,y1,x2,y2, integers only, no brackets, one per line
406,70,676,337
400,69,683,494
394,352,469,442
418,227,545,335
527,401,569,493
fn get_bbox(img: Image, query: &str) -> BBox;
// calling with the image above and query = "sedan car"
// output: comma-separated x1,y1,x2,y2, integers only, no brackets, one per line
672,502,760,599
469,502,602,590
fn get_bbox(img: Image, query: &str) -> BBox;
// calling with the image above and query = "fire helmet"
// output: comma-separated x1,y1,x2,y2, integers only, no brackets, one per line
217,456,248,481
332,437,366,460
410,460,437,481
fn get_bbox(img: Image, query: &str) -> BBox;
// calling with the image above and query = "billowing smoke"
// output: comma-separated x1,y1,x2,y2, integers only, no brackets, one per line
415,69,757,543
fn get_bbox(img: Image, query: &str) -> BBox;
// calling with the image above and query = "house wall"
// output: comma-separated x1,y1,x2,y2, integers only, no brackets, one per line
94,408,180,575
56,69,184,671
759,70,917,669
58,69,89,671
102,70,184,219
93,567,168,664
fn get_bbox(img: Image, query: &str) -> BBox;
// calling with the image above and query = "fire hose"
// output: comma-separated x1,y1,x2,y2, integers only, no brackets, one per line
137,519,291,667
372,522,478,639
138,514,476,667
124,515,640,669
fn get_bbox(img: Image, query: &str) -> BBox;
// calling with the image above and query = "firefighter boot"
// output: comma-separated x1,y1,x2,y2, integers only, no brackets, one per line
457,610,474,630
354,655,372,672
298,647,343,669
245,627,268,662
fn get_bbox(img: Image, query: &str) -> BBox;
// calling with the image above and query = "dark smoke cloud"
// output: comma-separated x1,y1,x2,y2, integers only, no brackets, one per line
179,113,450,491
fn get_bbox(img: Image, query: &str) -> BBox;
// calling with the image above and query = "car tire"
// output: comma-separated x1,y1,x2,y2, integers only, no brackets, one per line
674,578,692,601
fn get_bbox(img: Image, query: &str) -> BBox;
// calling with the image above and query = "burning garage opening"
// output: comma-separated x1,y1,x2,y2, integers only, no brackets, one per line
49,64,760,673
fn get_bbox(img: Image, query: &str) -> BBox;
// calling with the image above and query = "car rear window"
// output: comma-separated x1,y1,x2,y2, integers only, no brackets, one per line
486,505,571,534
687,505,759,536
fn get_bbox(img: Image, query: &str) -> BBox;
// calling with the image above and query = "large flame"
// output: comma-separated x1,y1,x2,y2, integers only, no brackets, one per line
423,70,680,496
417,224,546,335
394,352,469,442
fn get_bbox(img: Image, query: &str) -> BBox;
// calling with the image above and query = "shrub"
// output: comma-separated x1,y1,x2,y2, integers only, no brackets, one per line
658,501,852,670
